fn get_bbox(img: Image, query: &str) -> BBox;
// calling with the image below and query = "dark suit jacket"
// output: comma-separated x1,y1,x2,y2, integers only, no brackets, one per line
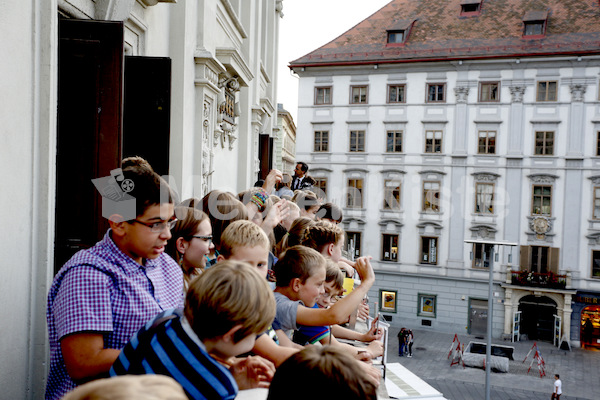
291,175,312,191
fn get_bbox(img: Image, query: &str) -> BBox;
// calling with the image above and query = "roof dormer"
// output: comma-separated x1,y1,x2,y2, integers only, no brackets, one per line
460,0,483,17
386,19,416,47
523,10,548,39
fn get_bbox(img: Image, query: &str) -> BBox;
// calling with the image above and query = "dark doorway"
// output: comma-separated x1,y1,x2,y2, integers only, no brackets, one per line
519,295,557,342
55,19,124,272
258,134,273,180
123,56,171,177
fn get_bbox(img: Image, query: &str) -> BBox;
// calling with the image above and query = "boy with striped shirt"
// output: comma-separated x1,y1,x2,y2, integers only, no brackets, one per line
110,261,276,399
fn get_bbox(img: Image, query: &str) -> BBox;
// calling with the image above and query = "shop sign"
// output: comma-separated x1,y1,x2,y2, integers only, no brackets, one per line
575,292,600,305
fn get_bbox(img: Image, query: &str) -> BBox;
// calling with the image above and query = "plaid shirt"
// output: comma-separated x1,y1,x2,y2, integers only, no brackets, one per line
45,230,183,400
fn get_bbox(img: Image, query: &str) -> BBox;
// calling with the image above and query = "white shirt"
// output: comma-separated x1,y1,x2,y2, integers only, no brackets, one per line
554,379,562,395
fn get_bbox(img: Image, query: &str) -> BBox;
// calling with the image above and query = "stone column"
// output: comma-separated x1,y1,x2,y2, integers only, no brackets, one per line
507,86,525,156
447,86,469,271
503,288,514,335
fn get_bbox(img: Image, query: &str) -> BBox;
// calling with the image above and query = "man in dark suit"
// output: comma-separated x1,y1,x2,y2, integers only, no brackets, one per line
291,162,311,191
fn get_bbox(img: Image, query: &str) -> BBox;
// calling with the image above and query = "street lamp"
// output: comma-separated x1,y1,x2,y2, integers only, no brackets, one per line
464,239,518,400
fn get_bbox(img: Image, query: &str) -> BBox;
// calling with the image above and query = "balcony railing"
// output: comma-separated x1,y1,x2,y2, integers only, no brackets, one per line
510,270,567,289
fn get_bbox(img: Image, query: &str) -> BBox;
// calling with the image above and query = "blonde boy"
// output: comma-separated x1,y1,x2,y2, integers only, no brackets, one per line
272,245,375,342
111,261,276,399
293,260,383,359
217,220,299,366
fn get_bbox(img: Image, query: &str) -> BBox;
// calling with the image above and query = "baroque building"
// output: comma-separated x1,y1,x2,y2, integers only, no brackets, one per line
290,0,600,348
0,0,283,397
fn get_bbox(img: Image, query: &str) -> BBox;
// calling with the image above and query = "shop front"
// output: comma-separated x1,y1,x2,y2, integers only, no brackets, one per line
573,292,600,349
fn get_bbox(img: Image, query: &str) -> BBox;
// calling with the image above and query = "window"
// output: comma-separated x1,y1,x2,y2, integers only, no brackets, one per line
314,131,329,152
420,237,437,264
531,246,549,273
521,245,559,273
382,234,399,261
346,231,362,259
472,243,493,269
425,130,443,153
524,21,544,36
386,130,403,152
417,294,437,317
350,86,368,104
426,83,445,102
461,2,481,15
592,251,600,278
423,181,440,212
597,132,600,156
314,86,331,105
349,130,365,152
479,82,499,102
383,180,401,210
594,187,600,220
387,30,405,44
475,183,494,214
388,84,406,103
478,130,496,154
536,81,557,102
314,177,327,199
532,185,552,215
534,131,554,155
346,179,363,208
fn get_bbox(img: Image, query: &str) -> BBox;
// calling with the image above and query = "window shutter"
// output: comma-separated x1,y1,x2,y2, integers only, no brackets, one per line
549,247,560,274
520,246,530,271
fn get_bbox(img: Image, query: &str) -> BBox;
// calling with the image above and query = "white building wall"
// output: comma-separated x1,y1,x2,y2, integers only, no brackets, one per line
0,0,283,397
296,58,600,337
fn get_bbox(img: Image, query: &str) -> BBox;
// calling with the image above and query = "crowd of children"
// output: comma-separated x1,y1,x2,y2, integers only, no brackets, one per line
46,159,385,400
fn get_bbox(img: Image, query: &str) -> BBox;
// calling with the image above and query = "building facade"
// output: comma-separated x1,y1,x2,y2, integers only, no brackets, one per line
274,103,297,175
0,0,284,397
291,0,600,348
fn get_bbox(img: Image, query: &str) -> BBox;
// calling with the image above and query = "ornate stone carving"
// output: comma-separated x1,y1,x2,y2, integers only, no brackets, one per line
528,174,558,184
530,216,551,235
473,173,499,182
569,84,587,102
454,86,469,103
216,75,240,150
202,100,214,195
509,86,525,103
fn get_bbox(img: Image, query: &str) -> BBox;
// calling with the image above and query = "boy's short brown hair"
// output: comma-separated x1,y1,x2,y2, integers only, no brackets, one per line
325,260,344,292
122,166,176,218
267,346,377,400
61,375,187,400
219,220,270,259
301,220,345,254
273,245,326,287
185,260,275,343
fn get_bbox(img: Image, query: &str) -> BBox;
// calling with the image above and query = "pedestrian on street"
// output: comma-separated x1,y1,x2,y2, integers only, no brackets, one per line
398,328,407,356
407,329,414,357
551,374,562,399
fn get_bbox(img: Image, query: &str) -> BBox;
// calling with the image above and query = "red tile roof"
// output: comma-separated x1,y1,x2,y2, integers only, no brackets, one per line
290,0,600,68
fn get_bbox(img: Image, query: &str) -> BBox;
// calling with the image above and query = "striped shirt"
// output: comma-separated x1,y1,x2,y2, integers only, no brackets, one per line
293,305,331,345
46,230,184,400
110,309,238,400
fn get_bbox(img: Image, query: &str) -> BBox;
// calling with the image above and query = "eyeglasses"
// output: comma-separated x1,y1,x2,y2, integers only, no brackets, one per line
192,235,213,244
130,218,178,233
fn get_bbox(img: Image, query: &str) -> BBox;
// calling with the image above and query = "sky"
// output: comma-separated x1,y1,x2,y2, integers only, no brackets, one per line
277,0,392,122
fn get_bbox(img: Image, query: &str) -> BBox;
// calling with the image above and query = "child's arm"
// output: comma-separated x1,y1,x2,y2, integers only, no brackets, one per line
330,321,383,343
296,256,375,326
319,334,383,359
61,333,121,381
274,329,304,350
251,334,299,367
